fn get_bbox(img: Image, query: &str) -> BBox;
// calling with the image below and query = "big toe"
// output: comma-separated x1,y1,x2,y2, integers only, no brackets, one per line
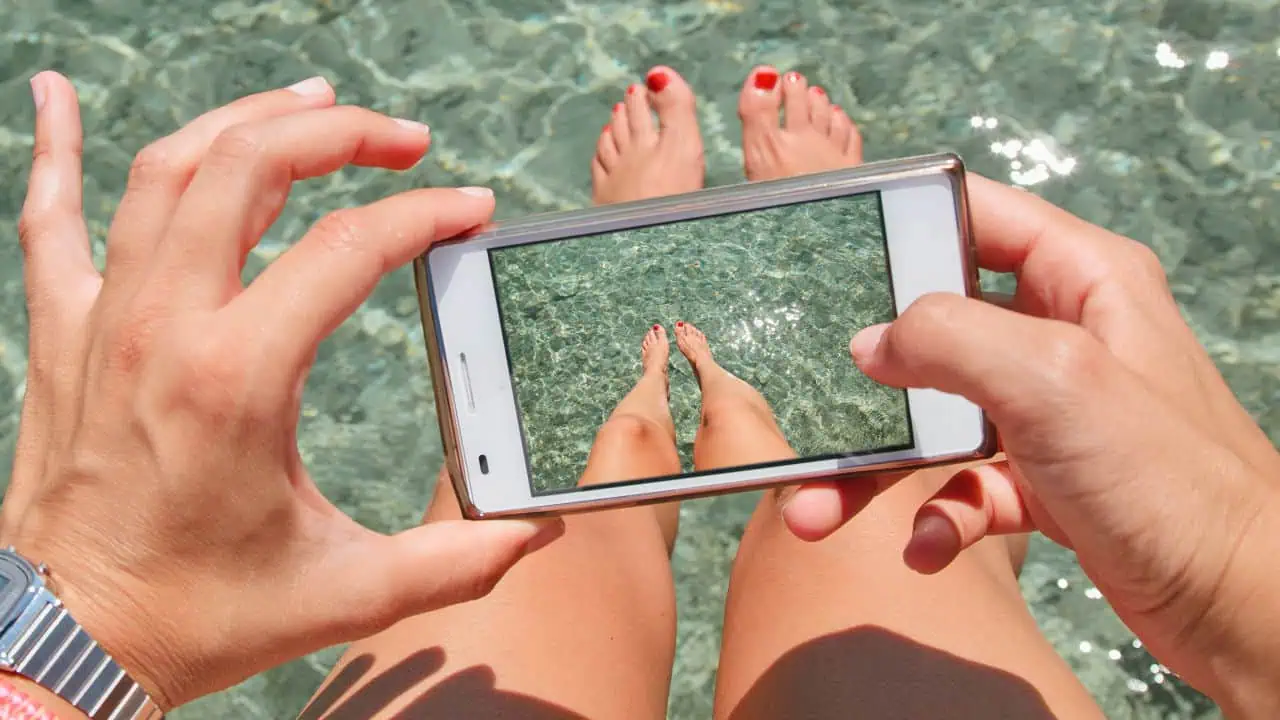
738,65,782,132
646,66,699,138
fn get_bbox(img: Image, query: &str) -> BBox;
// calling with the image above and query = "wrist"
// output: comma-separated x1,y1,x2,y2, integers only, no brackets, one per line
1198,489,1280,718
2,532,181,713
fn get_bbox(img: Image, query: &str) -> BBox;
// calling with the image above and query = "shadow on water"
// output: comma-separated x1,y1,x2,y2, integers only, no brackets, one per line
298,626,1060,719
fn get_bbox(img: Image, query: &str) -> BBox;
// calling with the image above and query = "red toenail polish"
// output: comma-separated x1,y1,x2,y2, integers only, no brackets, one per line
813,86,825,95
614,102,623,112
785,71,801,83
627,85,637,95
646,72,669,92
754,70,778,90
653,324,660,330
677,321,684,327
603,124,610,132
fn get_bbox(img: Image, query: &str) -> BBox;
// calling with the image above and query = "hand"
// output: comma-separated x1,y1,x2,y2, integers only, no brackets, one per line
782,175,1280,715
3,72,563,710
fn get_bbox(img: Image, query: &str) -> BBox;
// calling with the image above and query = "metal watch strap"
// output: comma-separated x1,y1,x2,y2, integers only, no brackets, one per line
4,589,162,719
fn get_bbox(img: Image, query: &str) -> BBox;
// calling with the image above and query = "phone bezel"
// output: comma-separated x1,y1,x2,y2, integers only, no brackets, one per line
413,153,994,519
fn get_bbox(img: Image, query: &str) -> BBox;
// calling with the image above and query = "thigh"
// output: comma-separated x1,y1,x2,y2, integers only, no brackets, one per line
304,440,679,719
713,466,1104,720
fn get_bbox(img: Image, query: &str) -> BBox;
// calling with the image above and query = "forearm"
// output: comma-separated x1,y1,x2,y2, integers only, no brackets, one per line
0,674,86,719
1206,494,1280,719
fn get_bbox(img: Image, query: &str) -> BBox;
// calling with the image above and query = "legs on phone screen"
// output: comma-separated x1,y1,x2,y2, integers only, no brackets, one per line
675,321,797,469
298,68,709,720
707,71,1101,719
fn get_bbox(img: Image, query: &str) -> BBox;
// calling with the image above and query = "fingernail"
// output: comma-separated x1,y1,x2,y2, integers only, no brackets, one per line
646,71,669,93
458,187,493,198
29,74,47,111
849,324,888,364
394,118,431,134
521,519,565,556
287,76,331,97
754,70,779,91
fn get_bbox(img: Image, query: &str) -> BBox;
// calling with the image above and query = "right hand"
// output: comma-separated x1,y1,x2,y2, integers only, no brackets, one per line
784,175,1280,716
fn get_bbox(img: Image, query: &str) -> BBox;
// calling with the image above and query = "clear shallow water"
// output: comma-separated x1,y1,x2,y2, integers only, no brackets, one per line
1,0,1277,718
493,193,906,493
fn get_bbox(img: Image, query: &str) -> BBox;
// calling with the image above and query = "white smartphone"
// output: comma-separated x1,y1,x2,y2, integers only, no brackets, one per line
413,153,995,519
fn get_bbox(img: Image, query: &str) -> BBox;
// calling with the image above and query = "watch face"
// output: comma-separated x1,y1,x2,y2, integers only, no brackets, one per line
0,552,36,632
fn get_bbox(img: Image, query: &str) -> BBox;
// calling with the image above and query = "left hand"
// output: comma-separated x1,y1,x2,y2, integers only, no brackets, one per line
2,72,562,710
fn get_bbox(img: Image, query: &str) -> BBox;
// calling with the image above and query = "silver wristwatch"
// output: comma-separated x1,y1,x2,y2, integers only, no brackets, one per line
0,548,162,719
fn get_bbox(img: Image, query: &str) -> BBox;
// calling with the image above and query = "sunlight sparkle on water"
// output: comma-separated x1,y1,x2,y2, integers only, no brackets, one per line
1205,50,1230,70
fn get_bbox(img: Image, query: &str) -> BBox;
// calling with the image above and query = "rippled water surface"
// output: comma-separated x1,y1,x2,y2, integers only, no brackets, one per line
2,0,1278,717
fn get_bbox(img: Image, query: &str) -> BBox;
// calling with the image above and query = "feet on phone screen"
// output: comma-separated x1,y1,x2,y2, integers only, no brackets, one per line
641,324,671,380
592,66,705,205
673,321,717,381
739,65,864,181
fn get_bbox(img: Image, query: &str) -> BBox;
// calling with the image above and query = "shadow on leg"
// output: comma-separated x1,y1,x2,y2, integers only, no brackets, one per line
303,331,684,719
713,466,1103,720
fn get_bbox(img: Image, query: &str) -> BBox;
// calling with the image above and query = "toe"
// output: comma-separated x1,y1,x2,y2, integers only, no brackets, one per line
838,106,864,161
611,101,633,151
646,66,699,140
625,84,656,144
738,65,782,133
781,71,810,131
829,105,852,152
597,124,620,171
808,85,832,134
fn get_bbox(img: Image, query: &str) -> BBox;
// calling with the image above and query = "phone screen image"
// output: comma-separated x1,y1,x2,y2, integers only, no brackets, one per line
488,191,912,496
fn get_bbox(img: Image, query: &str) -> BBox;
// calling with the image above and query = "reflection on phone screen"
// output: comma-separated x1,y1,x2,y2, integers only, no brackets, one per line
489,191,912,495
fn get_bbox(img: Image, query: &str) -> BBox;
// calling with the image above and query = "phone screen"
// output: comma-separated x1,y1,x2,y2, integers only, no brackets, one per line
488,191,912,496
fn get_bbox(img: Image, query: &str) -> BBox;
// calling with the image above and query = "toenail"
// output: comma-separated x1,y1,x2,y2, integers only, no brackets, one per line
627,85,637,95
646,71,669,93
813,86,825,95
677,321,684,327
754,70,778,90
653,324,661,330
785,71,801,83
614,102,623,112
603,124,610,132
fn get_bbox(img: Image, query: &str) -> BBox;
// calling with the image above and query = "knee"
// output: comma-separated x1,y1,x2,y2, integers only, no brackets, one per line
596,413,666,448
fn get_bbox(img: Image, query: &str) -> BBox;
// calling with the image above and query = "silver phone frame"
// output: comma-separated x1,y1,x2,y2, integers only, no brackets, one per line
413,152,995,519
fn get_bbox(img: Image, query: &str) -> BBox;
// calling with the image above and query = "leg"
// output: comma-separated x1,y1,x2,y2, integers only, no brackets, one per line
303,68,708,720
674,321,797,470
579,324,681,547
710,67,1098,719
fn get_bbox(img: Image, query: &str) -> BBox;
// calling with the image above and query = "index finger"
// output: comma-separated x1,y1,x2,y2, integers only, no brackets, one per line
227,186,496,378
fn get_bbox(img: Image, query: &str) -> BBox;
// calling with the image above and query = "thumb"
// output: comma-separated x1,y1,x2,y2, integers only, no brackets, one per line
323,517,564,639
849,292,1114,429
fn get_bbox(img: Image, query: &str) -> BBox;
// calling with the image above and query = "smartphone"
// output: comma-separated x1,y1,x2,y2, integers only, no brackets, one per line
413,153,995,519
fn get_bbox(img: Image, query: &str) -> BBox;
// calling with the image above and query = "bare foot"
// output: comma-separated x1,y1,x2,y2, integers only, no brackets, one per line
592,66,705,204
738,65,864,181
673,320,717,379
641,324,670,378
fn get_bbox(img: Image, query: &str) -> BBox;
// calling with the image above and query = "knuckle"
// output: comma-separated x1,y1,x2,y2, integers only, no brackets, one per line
168,339,252,422
104,310,160,375
128,141,184,190
207,125,270,168
1126,240,1169,286
311,210,366,255
899,293,960,338
1039,325,1103,392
